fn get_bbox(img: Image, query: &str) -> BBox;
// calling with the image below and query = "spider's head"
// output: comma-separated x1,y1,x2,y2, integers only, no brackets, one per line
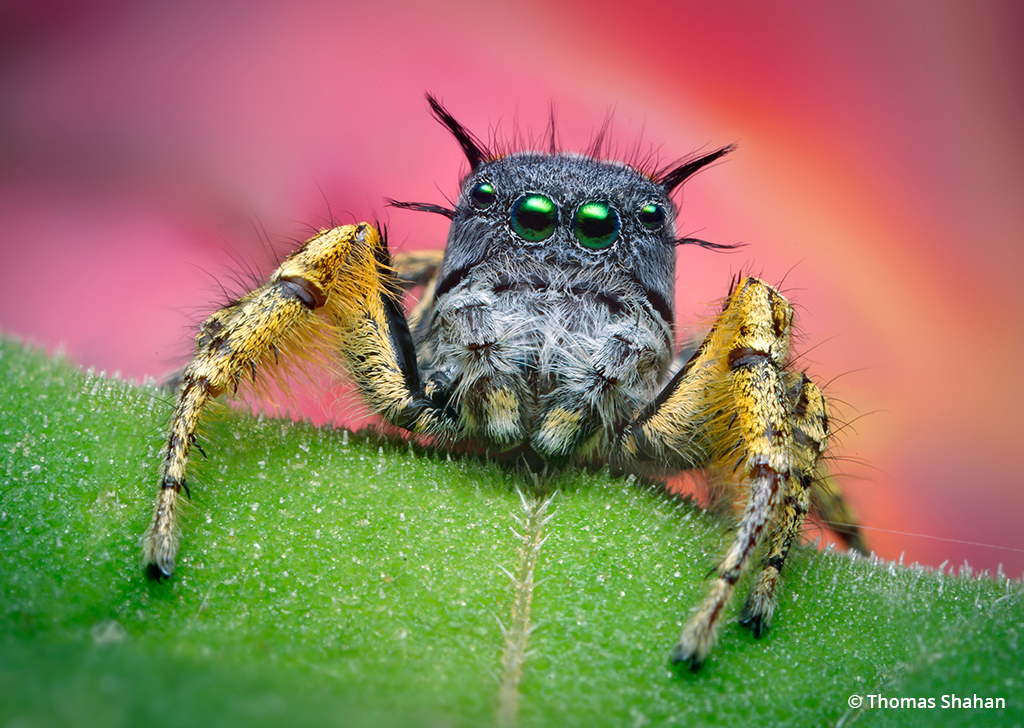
393,95,734,325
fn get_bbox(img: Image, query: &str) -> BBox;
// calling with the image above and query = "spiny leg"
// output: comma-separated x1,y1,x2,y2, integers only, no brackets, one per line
739,371,825,636
622,277,799,670
739,368,866,630
143,224,448,577
672,347,792,670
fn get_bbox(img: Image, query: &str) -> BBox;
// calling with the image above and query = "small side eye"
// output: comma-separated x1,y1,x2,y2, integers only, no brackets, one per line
639,202,666,231
510,194,557,242
469,182,496,210
573,201,619,250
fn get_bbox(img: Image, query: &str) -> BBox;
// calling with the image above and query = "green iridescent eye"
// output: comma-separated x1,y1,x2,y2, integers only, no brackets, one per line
573,201,619,250
510,194,557,242
469,181,495,209
639,202,666,231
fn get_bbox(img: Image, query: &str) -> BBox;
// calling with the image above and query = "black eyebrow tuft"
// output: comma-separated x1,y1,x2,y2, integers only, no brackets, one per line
426,93,490,171
656,144,736,194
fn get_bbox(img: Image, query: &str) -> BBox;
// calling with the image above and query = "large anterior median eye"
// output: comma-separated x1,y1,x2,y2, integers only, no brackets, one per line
510,194,557,242
573,201,619,250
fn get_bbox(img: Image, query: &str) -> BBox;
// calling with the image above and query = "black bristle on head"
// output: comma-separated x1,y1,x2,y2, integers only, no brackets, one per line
427,93,489,171
585,111,614,160
386,199,456,219
657,144,736,194
672,237,744,251
546,101,559,154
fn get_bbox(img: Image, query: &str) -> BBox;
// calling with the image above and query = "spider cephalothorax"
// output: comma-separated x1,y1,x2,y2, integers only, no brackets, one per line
391,99,733,469
142,94,864,670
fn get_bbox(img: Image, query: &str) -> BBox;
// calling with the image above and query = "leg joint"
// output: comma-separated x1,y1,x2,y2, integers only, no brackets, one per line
728,346,772,370
161,475,190,498
277,275,327,310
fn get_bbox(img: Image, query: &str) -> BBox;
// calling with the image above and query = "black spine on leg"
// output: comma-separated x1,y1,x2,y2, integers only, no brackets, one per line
373,233,422,398
381,290,421,396
371,231,432,432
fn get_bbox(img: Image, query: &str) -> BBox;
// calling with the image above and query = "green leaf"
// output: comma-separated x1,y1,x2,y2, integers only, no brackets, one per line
0,337,1020,727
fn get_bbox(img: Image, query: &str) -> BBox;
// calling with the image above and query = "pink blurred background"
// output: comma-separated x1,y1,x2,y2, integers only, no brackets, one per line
2,0,1022,577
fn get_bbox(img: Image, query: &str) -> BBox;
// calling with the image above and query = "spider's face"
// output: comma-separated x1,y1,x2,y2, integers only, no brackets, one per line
413,151,685,462
400,98,735,462
436,153,679,328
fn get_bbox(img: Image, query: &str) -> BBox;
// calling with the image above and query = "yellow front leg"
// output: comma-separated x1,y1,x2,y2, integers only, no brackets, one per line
621,277,825,669
143,224,388,576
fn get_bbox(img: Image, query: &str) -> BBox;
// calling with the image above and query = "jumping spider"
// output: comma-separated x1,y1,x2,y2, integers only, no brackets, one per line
143,95,865,670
